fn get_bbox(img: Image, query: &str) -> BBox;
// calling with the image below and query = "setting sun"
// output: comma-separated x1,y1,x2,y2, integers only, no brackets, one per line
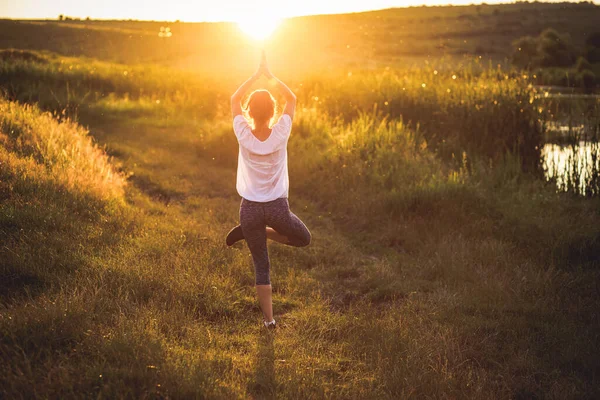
237,13,281,41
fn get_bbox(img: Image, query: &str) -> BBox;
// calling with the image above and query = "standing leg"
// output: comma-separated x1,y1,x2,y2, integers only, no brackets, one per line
256,284,273,324
240,199,273,322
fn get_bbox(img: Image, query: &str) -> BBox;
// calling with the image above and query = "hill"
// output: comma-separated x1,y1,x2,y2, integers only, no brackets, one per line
0,2,599,75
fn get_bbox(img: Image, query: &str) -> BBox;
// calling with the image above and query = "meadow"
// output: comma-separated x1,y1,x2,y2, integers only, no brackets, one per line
1,3,600,399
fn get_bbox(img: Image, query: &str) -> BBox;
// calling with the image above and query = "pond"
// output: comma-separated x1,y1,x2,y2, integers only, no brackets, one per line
536,89,599,196
543,141,600,195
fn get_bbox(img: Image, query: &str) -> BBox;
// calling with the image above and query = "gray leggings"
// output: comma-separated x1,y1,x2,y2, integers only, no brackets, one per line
240,197,311,285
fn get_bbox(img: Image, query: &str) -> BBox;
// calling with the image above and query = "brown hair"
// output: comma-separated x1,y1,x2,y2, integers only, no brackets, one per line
245,90,275,126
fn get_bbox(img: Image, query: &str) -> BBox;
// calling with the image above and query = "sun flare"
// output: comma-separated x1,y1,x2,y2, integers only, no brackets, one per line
237,13,281,41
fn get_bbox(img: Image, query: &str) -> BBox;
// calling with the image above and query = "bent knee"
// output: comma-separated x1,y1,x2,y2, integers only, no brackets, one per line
299,232,311,247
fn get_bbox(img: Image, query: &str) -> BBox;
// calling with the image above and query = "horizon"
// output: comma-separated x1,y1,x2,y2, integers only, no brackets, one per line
0,0,594,23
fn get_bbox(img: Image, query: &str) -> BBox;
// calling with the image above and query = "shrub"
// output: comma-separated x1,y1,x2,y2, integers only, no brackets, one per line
511,36,538,69
511,29,578,69
537,29,577,68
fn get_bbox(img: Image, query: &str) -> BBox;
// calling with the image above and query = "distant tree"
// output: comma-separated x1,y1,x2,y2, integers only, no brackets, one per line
86,16,91,21
585,32,600,63
511,36,538,69
511,28,578,69
537,29,577,67
58,14,64,21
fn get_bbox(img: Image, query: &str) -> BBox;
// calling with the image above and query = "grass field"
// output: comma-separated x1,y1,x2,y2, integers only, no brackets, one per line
1,3,600,399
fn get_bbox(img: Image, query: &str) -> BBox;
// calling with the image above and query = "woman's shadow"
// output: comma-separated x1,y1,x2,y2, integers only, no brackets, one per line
248,329,276,398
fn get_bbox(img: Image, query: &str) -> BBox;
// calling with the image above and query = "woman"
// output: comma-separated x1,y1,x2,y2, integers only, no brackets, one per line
226,51,311,329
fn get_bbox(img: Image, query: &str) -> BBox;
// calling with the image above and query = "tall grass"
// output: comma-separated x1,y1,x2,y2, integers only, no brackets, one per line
0,97,125,201
0,95,129,315
4,50,600,200
0,50,220,120
0,97,135,396
1,50,545,171
285,109,446,219
296,62,544,171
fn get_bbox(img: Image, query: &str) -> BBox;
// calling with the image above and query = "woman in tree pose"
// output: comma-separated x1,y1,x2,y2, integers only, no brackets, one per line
226,51,311,329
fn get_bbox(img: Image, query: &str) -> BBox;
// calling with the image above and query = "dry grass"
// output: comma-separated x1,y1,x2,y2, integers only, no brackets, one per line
0,99,125,201
0,32,599,399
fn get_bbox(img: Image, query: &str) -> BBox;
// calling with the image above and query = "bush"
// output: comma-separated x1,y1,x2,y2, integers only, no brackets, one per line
511,29,578,69
537,29,578,67
511,36,538,69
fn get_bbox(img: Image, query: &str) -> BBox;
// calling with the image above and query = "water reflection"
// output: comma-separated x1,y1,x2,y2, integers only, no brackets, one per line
543,141,600,194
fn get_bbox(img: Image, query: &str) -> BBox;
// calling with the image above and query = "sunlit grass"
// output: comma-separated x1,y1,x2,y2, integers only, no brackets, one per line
293,62,544,170
1,49,599,399
0,97,125,202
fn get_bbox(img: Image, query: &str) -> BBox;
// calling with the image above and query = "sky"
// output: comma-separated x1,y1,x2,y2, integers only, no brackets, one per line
0,0,561,22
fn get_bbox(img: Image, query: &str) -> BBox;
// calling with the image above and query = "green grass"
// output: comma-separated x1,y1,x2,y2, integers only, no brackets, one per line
2,90,600,399
1,21,600,399
0,50,546,168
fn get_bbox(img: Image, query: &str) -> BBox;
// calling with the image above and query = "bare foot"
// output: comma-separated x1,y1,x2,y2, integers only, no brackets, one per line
266,227,290,244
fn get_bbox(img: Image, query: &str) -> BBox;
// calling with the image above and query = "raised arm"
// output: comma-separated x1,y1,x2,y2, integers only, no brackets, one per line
261,51,297,119
231,71,260,118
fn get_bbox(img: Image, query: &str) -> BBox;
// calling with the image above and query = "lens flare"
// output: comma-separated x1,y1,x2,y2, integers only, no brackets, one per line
237,13,281,41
